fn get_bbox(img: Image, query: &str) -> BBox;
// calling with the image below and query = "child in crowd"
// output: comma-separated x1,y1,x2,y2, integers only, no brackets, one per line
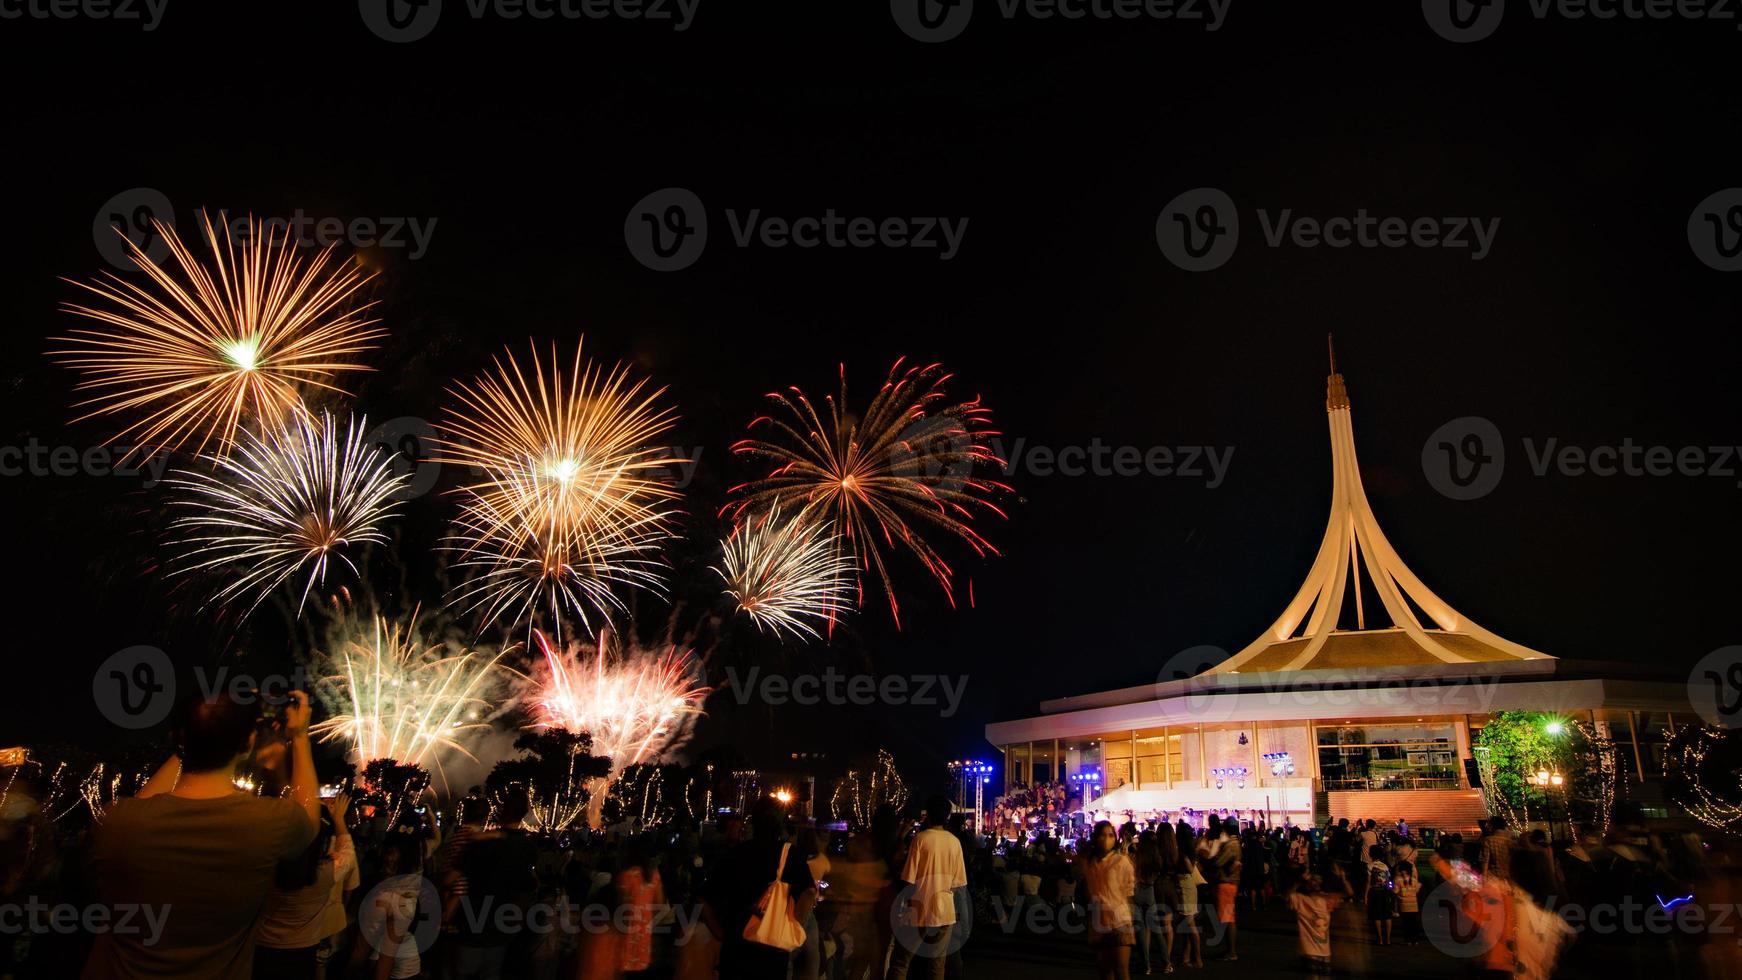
1284,866,1350,976
1365,845,1397,945
1394,860,1422,944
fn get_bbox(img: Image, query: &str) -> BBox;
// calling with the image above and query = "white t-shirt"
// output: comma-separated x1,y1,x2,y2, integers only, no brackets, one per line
1081,853,1135,932
901,828,968,927
1358,829,1379,857
365,874,424,980
1286,891,1341,959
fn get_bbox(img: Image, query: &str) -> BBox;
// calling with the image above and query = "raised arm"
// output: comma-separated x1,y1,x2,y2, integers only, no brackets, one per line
283,691,320,831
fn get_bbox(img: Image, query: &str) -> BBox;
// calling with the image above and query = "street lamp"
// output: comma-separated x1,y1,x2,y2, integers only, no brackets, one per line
1533,769,1566,842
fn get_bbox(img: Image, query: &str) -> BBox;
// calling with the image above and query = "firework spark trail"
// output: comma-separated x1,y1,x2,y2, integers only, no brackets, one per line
438,341,680,637
714,505,856,641
311,614,504,785
51,211,384,460
166,412,409,619
443,484,669,643
527,629,708,769
727,358,1010,627
524,629,708,822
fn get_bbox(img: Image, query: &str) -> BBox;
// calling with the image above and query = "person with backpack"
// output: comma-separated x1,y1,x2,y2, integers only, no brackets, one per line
1364,845,1397,945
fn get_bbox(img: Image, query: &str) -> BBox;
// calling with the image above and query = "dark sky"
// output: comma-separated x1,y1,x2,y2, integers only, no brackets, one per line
2,2,1739,796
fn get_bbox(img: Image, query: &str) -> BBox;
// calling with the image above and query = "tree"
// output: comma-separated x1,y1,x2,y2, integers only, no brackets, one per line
486,729,611,832
1473,712,1616,833
359,758,431,826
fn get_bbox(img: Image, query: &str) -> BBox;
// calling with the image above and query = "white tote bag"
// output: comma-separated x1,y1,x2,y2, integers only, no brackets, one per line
742,840,808,952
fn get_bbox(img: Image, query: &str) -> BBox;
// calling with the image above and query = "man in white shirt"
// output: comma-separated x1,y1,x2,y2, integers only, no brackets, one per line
886,796,967,980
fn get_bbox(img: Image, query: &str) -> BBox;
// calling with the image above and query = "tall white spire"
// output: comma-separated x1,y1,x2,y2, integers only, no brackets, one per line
1206,341,1551,674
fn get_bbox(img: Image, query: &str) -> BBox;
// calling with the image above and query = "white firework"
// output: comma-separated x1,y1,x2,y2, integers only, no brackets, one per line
167,412,408,618
715,507,856,641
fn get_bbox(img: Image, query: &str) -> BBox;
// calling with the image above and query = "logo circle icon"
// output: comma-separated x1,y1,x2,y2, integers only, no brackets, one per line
94,188,175,271
359,874,442,958
93,645,175,730
1688,188,1742,272
1689,646,1742,729
1421,416,1504,501
890,0,973,43
889,874,973,957
1156,188,1238,272
1421,0,1505,43
889,415,977,495
1421,876,1499,959
1156,645,1236,724
363,416,442,501
625,188,708,272
360,0,442,42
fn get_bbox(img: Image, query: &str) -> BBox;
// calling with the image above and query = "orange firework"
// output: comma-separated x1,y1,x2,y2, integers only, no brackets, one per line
438,341,681,636
727,358,1009,627
51,211,384,460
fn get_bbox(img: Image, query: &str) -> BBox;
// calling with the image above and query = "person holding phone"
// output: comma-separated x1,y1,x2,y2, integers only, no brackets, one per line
255,792,359,978
82,689,321,979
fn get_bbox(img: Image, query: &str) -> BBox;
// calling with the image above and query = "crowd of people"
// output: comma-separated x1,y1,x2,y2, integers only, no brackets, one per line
6,691,1742,980
986,783,1075,838
0,690,984,980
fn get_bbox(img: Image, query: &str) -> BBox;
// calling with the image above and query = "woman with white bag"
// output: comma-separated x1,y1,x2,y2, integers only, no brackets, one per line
702,799,817,980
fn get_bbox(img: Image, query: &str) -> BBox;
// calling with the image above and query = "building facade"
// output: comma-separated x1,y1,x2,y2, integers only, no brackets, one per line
985,358,1690,834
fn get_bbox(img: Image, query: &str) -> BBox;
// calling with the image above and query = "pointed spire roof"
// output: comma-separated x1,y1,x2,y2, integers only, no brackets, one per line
1205,350,1552,674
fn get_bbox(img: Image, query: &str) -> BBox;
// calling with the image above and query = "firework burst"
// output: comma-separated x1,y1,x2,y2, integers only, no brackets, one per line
51,211,384,460
526,629,708,773
166,412,409,618
438,341,680,637
714,506,856,641
310,613,505,784
727,358,1009,626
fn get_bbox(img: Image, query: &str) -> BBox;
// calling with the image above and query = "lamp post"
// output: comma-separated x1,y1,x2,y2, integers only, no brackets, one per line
1534,768,1566,843
1539,718,1567,842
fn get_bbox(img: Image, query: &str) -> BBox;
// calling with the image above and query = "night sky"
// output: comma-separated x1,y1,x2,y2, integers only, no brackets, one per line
2,2,1738,796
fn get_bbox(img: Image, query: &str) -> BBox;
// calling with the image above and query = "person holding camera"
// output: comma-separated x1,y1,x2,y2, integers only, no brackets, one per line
82,689,321,979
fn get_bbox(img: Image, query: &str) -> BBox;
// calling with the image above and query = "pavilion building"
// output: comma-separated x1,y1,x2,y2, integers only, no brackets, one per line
985,356,1691,834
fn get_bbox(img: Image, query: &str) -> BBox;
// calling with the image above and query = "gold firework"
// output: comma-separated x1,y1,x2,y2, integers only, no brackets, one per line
438,341,681,636
52,211,384,460
310,612,504,784
728,358,1009,627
